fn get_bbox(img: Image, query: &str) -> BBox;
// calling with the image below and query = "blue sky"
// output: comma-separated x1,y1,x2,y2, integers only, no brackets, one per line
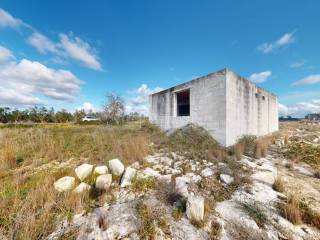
0,0,319,117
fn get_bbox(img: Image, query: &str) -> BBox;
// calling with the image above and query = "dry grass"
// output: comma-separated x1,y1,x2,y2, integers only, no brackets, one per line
279,195,302,224
233,134,275,159
273,175,285,193
208,220,221,240
0,168,92,239
0,124,150,171
1,141,17,169
227,222,268,240
279,194,320,229
0,122,153,239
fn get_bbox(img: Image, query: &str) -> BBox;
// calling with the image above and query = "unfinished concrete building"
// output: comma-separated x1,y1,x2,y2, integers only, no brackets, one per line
149,68,279,146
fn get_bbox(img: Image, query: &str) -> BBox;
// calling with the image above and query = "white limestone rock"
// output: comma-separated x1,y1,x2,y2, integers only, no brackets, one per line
143,167,160,177
96,174,112,190
186,195,205,222
94,165,109,175
75,163,94,181
201,167,214,177
108,158,125,176
54,176,75,192
220,174,234,185
120,167,137,187
175,176,190,197
170,218,209,240
74,182,91,194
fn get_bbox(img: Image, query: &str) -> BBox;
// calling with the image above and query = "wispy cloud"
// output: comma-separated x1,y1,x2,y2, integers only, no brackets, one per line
279,100,320,117
249,70,272,83
0,8,103,71
290,59,306,68
125,84,163,115
27,32,59,54
59,33,102,71
0,45,83,107
257,31,295,54
292,74,320,86
0,8,28,29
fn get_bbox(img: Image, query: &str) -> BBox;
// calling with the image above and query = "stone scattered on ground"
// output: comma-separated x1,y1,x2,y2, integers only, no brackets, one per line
108,158,125,176
219,174,234,185
53,176,76,192
75,163,94,181
94,165,109,175
74,182,91,194
186,195,205,222
95,174,112,190
49,125,320,240
120,167,137,187
201,167,214,177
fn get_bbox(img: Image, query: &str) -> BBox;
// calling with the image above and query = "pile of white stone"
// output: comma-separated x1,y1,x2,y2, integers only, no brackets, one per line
53,158,137,193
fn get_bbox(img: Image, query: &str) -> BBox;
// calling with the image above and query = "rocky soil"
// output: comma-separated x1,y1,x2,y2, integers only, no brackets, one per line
47,123,320,240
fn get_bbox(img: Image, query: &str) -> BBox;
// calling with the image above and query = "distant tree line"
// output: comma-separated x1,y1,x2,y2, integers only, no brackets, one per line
0,94,146,124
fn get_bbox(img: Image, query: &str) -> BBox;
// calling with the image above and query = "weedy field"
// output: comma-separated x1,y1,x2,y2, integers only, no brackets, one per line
0,122,152,239
0,121,319,240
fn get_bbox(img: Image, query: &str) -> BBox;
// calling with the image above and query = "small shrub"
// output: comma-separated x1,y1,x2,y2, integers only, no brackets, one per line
136,201,156,239
172,207,183,221
242,202,268,228
131,175,155,192
164,124,224,161
208,220,221,240
273,175,285,193
283,141,320,166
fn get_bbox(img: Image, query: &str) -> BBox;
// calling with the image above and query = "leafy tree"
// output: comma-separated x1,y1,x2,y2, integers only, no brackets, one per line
55,109,74,123
73,109,86,123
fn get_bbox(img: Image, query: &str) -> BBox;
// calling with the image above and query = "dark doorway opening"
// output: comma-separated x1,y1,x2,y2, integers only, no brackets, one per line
176,89,190,116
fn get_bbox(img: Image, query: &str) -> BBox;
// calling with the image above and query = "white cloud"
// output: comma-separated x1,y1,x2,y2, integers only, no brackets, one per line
279,100,320,117
0,45,13,63
292,74,320,86
0,8,26,29
77,102,96,113
249,70,272,83
59,33,102,71
0,9,102,71
125,84,163,115
257,32,295,54
27,32,102,70
0,46,83,107
27,32,59,54
290,59,305,68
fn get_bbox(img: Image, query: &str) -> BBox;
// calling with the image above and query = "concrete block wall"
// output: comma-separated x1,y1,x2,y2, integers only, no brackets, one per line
149,69,227,145
149,68,279,147
225,70,279,146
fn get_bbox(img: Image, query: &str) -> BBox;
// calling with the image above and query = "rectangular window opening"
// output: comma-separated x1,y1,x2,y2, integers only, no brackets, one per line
176,89,190,116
